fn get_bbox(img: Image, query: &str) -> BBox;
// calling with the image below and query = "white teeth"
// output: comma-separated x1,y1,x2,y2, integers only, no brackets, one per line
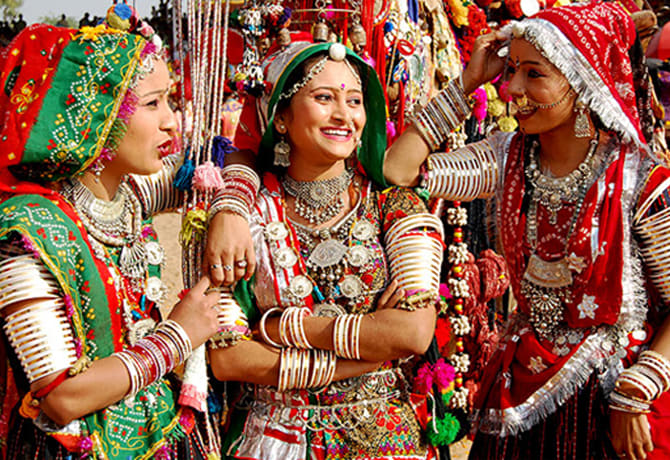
322,129,349,136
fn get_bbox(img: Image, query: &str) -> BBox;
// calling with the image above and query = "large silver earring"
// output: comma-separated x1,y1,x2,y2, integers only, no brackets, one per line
274,135,291,167
573,101,592,138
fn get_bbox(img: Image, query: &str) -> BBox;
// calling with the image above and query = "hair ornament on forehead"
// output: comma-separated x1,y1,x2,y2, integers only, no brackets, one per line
329,43,347,61
278,43,361,101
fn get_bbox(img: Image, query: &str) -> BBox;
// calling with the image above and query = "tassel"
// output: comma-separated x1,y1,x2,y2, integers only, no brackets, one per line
192,162,224,192
426,412,461,446
174,158,195,191
211,135,238,168
472,87,488,134
386,119,397,139
180,208,209,245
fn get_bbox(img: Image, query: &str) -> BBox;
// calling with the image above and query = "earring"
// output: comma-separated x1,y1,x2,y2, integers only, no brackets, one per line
573,101,592,138
90,160,105,182
274,135,291,167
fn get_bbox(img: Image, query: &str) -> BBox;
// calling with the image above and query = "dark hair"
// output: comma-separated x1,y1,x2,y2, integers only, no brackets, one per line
257,51,369,175
628,35,655,146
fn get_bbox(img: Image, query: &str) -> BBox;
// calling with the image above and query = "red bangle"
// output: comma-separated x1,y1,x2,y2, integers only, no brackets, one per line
33,367,70,399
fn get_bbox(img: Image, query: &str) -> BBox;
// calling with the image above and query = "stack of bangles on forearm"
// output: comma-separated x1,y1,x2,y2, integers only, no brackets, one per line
209,164,261,222
113,320,192,398
412,78,472,151
610,350,670,414
259,306,367,390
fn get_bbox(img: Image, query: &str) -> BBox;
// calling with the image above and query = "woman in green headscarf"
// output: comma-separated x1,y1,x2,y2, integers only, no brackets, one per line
0,18,220,460
207,41,443,460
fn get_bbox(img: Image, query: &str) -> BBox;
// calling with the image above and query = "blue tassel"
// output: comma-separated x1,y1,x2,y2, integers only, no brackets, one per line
408,0,419,23
313,286,325,302
174,158,195,191
211,136,238,168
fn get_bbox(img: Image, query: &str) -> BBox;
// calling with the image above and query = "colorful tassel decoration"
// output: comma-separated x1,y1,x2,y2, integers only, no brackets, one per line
192,162,224,192
426,413,461,446
179,208,208,244
174,158,195,191
211,135,238,168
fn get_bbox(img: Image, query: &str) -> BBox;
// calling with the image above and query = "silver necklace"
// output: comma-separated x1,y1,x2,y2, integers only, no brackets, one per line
62,179,148,290
521,134,600,339
282,169,353,225
525,136,599,225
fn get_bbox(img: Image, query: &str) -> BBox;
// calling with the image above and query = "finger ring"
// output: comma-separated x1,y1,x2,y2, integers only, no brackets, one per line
223,264,233,271
210,264,222,270
235,259,248,268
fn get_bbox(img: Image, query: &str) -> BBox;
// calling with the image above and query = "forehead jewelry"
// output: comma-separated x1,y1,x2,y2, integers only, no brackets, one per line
341,83,346,90
279,44,362,101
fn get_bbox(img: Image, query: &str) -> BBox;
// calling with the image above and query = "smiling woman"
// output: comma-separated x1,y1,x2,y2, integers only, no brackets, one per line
205,42,444,460
383,2,670,460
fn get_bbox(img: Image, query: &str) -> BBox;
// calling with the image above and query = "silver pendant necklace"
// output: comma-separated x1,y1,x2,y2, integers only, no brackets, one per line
62,178,148,290
521,134,600,338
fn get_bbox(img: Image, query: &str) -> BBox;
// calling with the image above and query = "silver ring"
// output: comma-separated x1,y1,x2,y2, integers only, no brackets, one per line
210,264,222,270
223,264,234,271
235,260,248,268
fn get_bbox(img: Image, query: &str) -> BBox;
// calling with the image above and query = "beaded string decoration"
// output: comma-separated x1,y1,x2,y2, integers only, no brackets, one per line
445,200,471,410
173,1,242,455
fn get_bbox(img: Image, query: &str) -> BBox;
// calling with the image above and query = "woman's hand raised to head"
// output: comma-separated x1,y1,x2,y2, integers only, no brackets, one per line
205,211,256,286
462,31,508,95
167,276,220,349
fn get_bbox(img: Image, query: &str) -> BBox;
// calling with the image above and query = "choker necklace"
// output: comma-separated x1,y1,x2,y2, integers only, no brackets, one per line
282,169,353,225
61,179,148,287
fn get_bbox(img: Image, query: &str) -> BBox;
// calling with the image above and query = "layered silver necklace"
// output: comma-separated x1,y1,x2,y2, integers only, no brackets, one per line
61,179,148,290
282,168,353,225
521,134,600,339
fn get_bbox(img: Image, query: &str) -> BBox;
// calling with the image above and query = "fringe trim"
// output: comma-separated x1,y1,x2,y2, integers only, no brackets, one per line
473,325,619,437
473,142,650,437
503,19,647,153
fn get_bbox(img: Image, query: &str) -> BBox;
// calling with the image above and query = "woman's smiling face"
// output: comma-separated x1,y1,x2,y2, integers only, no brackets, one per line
507,38,577,136
275,58,366,169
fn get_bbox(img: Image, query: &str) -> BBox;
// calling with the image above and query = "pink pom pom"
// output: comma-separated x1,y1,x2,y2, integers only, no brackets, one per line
74,338,83,357
439,283,451,300
386,120,397,139
472,87,488,123
325,4,336,19
413,362,434,395
192,162,225,192
433,359,456,391
498,81,512,103
64,295,75,317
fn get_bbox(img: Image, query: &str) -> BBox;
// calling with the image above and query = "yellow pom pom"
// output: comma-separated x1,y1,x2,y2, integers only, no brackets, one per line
498,116,519,132
488,99,506,117
483,83,498,101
